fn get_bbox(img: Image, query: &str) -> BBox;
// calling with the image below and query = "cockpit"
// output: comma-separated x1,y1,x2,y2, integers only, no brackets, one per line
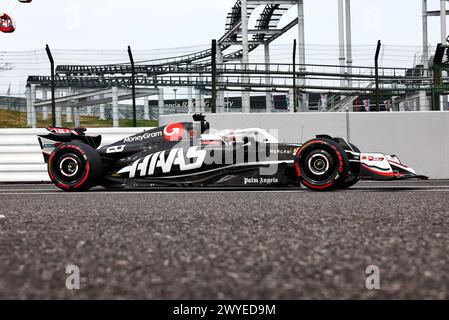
200,128,278,146
192,114,278,146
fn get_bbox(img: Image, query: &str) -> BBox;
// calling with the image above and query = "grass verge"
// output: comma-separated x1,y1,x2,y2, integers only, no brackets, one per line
0,109,158,128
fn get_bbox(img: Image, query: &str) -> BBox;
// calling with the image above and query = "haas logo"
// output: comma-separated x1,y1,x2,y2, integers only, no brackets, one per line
49,127,76,135
122,147,207,178
164,123,185,142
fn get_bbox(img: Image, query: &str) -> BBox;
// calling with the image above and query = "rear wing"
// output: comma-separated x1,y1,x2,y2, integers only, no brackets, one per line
37,127,102,163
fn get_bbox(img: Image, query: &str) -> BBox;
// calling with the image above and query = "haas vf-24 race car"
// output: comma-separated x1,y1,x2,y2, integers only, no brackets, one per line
38,115,427,192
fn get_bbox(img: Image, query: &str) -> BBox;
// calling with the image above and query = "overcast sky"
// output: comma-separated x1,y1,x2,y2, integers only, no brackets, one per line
0,0,446,50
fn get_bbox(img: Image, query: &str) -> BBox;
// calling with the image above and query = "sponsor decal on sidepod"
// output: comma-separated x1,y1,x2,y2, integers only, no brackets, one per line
119,147,207,178
123,131,163,143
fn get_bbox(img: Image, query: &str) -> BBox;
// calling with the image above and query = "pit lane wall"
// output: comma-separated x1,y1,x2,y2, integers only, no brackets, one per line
0,128,153,182
161,112,449,180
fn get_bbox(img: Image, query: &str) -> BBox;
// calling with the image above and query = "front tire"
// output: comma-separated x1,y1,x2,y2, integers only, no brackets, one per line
336,143,361,189
48,142,102,192
295,138,350,191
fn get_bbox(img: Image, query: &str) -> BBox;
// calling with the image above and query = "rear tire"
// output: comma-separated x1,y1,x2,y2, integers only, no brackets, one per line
48,142,102,192
295,138,350,191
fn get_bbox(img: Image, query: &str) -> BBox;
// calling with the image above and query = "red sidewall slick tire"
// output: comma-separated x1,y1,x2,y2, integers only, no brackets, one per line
295,138,350,191
48,142,102,192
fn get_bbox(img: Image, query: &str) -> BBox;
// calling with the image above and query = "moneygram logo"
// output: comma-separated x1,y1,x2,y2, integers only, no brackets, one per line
123,131,163,143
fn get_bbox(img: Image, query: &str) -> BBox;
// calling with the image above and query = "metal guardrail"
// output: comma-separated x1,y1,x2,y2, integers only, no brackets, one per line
0,128,154,182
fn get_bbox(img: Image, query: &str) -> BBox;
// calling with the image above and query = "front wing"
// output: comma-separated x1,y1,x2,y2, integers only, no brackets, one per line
358,153,428,181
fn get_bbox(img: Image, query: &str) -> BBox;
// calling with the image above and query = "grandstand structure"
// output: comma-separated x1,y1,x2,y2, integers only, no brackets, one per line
21,0,445,128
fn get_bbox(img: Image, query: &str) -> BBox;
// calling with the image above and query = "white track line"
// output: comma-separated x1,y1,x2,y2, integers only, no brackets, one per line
2,189,449,196
0,183,448,191
0,190,305,195
1,185,449,191
0,186,449,193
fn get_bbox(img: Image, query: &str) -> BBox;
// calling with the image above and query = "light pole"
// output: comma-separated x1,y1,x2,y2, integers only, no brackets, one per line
173,88,178,114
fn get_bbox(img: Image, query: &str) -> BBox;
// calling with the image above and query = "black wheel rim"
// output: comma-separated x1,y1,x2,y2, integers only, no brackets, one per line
52,152,85,185
300,147,338,185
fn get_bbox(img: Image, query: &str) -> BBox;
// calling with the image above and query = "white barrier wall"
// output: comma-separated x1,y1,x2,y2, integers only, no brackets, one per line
0,128,153,182
161,112,449,179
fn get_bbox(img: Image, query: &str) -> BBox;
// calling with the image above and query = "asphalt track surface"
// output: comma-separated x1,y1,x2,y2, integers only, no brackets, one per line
1,181,449,299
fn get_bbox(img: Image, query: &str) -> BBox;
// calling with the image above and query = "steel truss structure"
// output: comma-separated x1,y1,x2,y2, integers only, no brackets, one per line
25,0,440,120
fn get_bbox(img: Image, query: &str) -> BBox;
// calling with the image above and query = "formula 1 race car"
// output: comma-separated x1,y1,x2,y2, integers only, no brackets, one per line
37,114,427,192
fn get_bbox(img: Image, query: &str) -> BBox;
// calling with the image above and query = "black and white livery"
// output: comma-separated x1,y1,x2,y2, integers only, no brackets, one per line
37,115,427,192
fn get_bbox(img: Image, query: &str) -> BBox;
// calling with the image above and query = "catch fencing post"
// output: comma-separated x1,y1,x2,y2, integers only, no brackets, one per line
45,44,56,127
128,46,137,127
211,39,217,114
374,40,382,112
293,39,298,113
